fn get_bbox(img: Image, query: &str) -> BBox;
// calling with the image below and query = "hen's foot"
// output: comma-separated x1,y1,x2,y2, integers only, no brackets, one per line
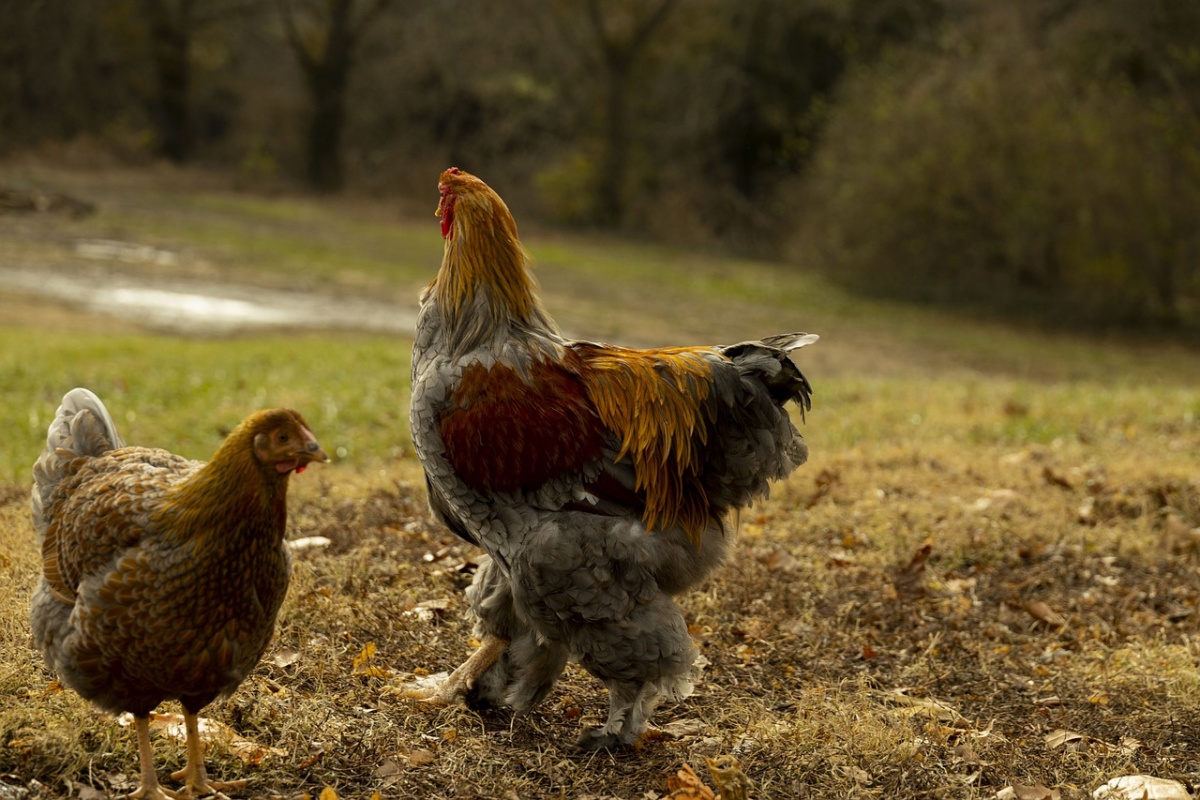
165,772,248,800
396,634,508,707
170,710,248,798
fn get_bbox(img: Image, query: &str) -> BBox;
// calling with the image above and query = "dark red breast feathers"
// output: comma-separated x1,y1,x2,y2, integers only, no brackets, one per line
438,344,723,538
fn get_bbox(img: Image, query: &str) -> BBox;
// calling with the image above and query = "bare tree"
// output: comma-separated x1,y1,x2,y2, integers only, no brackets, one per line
546,0,678,225
140,0,260,163
277,0,394,192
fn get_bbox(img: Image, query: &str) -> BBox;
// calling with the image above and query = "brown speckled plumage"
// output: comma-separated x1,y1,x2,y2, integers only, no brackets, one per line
30,388,327,799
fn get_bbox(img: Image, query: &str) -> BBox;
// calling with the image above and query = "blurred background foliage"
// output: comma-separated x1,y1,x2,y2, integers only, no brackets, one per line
1,0,1197,332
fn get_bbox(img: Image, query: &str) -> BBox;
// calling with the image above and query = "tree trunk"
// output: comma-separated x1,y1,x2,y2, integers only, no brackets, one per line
144,0,194,163
583,0,678,226
280,0,391,192
303,46,350,192
595,56,630,226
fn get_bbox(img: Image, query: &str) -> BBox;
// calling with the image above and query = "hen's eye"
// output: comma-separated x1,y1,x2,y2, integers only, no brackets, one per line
278,432,290,443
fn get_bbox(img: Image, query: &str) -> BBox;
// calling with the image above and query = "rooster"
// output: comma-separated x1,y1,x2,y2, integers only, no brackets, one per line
30,388,328,799
408,168,816,750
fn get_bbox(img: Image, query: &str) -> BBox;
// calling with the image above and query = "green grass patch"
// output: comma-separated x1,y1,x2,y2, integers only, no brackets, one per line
0,326,412,484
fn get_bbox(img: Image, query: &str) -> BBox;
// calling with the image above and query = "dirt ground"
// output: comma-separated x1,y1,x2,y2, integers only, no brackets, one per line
4,435,1198,799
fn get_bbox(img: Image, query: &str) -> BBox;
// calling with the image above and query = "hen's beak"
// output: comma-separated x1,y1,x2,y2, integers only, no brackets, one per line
289,429,330,474
297,439,330,465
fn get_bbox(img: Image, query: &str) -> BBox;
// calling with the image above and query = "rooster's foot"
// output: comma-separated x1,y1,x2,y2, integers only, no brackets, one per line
393,634,509,708
572,726,648,753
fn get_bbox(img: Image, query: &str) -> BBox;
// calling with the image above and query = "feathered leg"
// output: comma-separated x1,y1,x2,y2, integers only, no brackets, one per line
571,593,697,751
467,629,570,714
463,556,569,713
511,517,710,751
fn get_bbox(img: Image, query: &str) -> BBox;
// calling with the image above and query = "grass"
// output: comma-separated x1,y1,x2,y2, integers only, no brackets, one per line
1,161,1199,799
0,326,412,485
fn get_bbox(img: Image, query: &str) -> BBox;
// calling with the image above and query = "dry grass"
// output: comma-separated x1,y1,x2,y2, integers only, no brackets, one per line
2,392,1197,799
1,162,1199,799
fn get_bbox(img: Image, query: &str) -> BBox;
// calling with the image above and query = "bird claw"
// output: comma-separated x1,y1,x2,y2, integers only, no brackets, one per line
165,772,247,799
390,672,469,707
572,727,642,753
389,635,509,710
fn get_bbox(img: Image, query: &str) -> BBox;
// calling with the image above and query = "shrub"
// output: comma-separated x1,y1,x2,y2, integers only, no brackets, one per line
793,4,1200,330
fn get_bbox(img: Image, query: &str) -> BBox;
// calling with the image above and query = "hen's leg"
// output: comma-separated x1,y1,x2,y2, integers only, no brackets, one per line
168,710,247,798
129,714,174,800
402,633,509,706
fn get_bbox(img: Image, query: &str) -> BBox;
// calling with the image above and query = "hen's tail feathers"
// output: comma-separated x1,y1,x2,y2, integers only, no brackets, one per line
31,388,124,537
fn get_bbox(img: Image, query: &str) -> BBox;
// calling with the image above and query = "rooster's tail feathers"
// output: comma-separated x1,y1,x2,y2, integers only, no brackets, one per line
720,334,816,414
32,388,125,536
760,332,820,353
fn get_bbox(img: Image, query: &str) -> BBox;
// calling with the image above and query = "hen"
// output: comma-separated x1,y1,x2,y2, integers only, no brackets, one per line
408,168,817,750
30,388,328,799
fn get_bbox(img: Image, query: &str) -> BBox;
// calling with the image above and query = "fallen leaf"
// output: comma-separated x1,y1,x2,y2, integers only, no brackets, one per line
995,785,1060,800
287,536,332,551
1092,775,1191,799
1042,466,1073,490
966,489,1020,513
893,540,933,601
666,763,716,800
408,748,436,767
319,787,338,800
1045,729,1115,754
879,689,964,723
271,647,302,668
1024,600,1067,628
760,547,799,572
805,467,840,508
404,597,453,623
1117,736,1142,757
1045,729,1086,750
954,739,986,766
1164,514,1197,551
659,719,707,739
352,642,388,678
116,712,286,765
705,755,752,800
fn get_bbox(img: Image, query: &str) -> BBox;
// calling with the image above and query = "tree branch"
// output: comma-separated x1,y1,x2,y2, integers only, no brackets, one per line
276,0,316,72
